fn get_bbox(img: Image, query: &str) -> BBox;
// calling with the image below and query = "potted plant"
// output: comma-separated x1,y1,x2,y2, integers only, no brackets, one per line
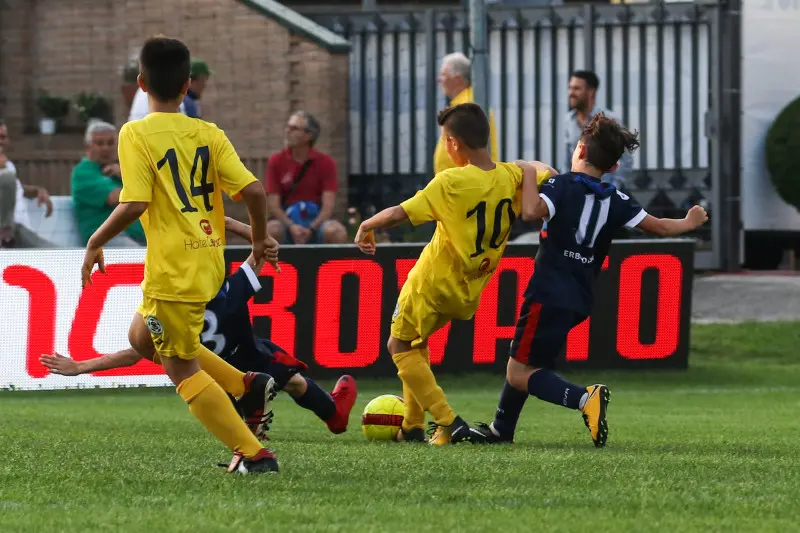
766,95,800,211
73,92,113,125
36,93,70,135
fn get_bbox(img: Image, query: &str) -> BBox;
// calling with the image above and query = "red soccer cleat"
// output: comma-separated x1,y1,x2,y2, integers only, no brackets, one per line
326,375,358,434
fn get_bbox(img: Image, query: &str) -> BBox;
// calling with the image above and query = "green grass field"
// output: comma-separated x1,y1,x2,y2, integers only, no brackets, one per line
2,322,800,533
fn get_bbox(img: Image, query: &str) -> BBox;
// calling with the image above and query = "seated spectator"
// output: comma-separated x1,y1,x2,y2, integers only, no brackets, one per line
71,121,145,247
0,120,54,248
265,111,348,244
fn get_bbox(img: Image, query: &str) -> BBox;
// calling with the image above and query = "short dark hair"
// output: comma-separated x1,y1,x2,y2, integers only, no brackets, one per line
571,70,600,91
436,103,490,150
139,36,191,102
581,113,639,172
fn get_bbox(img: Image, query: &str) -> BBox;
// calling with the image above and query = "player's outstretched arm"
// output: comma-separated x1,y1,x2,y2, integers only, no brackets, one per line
354,205,409,255
224,215,279,272
636,205,708,237
82,202,149,288
225,216,253,243
40,348,144,376
238,182,280,272
515,161,552,222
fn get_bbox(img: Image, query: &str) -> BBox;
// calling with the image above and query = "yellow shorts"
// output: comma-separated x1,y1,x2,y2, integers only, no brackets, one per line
390,285,453,348
137,296,205,360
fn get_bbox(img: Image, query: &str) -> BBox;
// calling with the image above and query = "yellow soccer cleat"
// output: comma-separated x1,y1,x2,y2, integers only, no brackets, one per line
581,384,610,448
427,416,471,446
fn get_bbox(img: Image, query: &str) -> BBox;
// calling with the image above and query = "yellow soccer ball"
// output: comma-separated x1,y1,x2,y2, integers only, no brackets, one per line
361,394,405,441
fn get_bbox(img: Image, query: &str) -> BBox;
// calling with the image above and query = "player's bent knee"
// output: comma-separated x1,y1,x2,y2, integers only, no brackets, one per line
283,374,306,397
267,220,285,243
506,358,535,391
321,221,348,244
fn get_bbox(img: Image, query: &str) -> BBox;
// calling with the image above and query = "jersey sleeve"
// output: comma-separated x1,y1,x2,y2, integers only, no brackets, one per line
221,261,263,312
213,128,258,200
400,172,450,225
118,124,154,202
615,189,648,228
538,176,567,221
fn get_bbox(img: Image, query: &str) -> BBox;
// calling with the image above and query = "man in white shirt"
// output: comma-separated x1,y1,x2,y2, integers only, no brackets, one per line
0,121,54,248
127,86,185,121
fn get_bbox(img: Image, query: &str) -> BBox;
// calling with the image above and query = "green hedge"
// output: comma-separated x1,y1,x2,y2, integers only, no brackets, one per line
765,95,800,210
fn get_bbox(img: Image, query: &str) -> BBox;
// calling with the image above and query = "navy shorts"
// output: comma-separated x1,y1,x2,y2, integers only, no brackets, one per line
509,300,586,369
225,338,308,389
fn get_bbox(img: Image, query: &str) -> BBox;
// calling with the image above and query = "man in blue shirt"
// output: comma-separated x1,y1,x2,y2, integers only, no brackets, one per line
182,59,212,119
563,71,633,189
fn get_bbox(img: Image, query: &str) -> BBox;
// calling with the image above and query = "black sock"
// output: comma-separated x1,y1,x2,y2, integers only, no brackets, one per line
293,378,336,422
527,370,585,409
492,381,528,438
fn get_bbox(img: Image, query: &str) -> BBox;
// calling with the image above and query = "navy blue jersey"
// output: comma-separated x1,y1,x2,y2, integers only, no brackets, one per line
201,262,265,364
530,172,646,315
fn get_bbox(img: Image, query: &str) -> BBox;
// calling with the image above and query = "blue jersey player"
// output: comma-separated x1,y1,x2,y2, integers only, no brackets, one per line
41,218,357,438
471,114,708,447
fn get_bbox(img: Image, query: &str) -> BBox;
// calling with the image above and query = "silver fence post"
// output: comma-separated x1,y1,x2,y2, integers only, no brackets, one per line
425,9,438,179
583,4,595,72
469,0,489,113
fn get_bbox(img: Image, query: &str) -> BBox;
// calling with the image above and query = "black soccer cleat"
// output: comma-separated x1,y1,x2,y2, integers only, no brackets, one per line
397,426,428,443
468,422,514,444
236,372,278,439
427,415,472,445
224,448,280,475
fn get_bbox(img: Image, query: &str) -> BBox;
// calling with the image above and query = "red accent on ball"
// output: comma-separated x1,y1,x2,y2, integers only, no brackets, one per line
361,414,404,426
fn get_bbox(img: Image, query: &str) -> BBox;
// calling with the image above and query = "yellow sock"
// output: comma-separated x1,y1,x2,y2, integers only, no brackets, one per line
392,348,455,426
177,370,263,458
401,348,429,432
194,345,246,398
402,382,426,432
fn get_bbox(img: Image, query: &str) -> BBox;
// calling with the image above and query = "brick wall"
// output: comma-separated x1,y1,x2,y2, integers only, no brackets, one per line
0,0,349,215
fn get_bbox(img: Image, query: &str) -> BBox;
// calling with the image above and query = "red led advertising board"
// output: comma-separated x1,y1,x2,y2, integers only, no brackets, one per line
0,240,694,390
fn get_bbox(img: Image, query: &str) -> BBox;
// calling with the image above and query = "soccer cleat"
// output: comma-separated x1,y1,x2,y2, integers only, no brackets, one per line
396,427,427,443
326,375,358,434
468,422,514,444
427,416,471,446
225,448,279,475
236,372,278,439
581,384,610,448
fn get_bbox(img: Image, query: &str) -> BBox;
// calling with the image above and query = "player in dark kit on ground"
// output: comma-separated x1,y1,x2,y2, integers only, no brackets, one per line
470,113,708,447
42,217,357,440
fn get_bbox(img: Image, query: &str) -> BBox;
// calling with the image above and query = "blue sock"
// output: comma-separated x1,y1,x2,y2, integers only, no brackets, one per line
492,381,528,439
527,370,586,410
293,378,336,422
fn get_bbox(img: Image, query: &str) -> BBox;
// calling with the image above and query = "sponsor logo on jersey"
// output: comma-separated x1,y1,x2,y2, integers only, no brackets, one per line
199,219,213,236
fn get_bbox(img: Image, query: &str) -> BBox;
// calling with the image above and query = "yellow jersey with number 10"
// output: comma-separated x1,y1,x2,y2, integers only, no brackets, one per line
400,163,550,320
118,112,257,303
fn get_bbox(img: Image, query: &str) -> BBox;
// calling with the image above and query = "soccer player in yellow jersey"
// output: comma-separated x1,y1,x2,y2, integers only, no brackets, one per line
80,36,281,474
354,103,552,445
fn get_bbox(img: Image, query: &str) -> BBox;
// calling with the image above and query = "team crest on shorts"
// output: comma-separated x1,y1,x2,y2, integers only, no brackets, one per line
145,315,164,336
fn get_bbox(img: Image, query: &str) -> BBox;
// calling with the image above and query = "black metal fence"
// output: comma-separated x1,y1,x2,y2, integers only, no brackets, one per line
310,2,719,248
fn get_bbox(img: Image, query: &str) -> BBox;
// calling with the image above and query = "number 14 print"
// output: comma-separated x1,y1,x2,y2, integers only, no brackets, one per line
157,146,214,212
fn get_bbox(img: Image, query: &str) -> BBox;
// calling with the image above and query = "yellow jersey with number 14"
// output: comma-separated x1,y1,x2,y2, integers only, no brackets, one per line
400,163,550,320
118,112,257,303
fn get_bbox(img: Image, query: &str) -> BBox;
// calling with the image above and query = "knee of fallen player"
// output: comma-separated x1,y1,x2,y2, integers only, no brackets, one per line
282,373,307,398
321,221,348,244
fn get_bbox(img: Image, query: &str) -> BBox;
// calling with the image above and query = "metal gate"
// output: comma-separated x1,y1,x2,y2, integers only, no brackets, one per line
310,1,740,270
